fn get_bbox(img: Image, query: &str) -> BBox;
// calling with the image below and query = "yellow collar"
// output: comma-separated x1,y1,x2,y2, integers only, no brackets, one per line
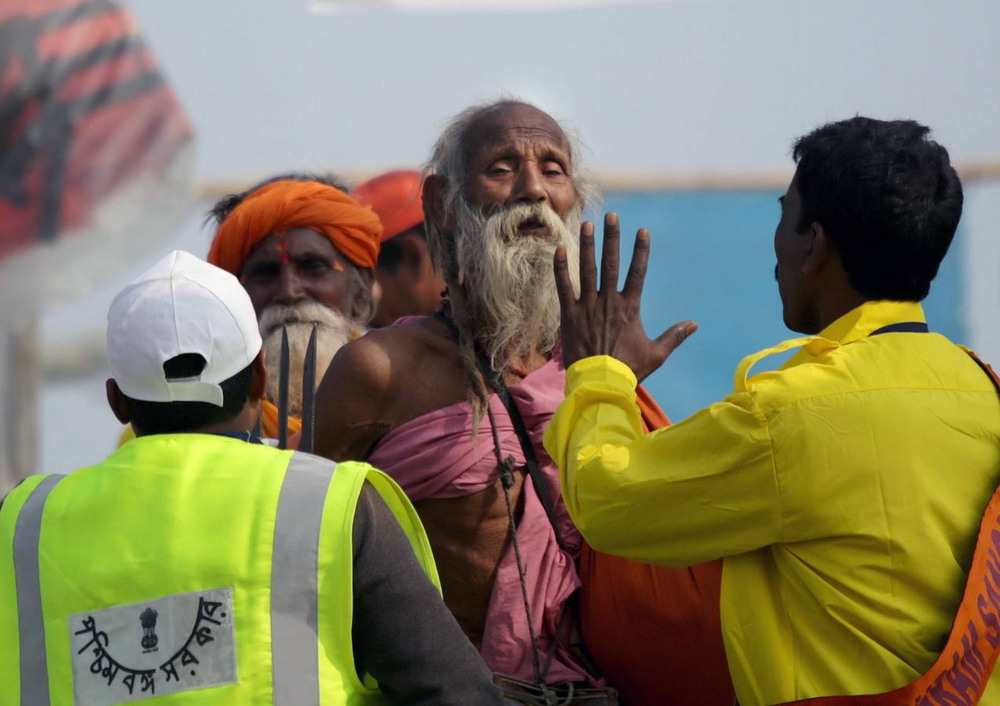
814,300,926,346
734,300,927,391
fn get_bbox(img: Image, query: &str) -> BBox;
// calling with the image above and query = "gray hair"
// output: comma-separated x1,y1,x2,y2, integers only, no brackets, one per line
425,99,597,229
349,266,376,327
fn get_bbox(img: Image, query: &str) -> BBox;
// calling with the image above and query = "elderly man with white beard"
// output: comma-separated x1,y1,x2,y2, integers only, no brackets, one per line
207,178,381,444
313,100,732,705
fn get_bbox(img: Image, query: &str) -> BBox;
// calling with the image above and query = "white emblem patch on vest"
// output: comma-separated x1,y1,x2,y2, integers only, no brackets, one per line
69,587,238,704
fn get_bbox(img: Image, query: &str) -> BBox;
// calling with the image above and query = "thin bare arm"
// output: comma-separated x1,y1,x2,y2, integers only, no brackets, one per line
554,212,697,381
313,336,395,462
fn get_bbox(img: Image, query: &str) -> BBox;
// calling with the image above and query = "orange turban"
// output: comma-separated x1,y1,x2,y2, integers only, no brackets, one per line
208,180,383,274
352,170,425,242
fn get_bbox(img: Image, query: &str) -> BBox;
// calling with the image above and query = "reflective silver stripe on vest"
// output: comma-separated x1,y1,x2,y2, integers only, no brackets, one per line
13,474,63,706
271,453,337,705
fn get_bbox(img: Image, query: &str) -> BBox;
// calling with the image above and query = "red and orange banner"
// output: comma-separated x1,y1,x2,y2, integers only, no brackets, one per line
0,0,192,261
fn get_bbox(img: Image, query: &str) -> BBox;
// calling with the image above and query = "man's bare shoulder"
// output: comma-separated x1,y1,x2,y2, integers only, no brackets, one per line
323,331,393,394
371,316,453,351
315,315,466,460
336,317,453,378
313,333,396,461
323,316,463,413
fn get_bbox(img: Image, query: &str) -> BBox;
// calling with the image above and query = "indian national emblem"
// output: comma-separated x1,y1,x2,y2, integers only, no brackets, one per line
140,607,159,650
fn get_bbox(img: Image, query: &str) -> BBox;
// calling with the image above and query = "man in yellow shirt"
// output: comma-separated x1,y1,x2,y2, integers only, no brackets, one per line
544,117,1000,705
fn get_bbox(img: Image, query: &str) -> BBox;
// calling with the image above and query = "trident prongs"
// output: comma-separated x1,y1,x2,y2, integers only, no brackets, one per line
298,324,318,453
277,326,290,450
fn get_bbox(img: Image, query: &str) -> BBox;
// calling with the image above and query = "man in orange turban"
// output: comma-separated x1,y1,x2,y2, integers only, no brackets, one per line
207,177,383,441
352,170,446,327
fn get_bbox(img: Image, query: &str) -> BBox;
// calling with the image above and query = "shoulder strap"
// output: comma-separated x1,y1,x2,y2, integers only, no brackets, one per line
436,305,568,550
475,351,567,688
869,321,930,336
782,348,1000,706
476,348,567,552
967,350,1000,391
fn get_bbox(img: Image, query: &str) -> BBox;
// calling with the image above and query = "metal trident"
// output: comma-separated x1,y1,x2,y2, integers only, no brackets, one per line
274,324,318,451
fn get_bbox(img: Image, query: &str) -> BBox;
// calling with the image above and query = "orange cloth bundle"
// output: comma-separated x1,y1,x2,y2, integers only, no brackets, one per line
208,180,383,274
260,399,302,449
579,387,733,706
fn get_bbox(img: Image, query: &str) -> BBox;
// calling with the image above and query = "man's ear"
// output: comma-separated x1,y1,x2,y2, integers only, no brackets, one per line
803,221,832,275
423,174,456,235
249,350,267,404
106,379,131,425
401,234,430,277
351,267,376,322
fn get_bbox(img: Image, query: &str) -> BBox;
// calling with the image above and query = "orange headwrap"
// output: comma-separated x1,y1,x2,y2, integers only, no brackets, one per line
352,170,425,242
208,180,383,274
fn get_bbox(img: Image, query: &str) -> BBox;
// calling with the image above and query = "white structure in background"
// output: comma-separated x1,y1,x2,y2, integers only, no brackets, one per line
310,0,688,11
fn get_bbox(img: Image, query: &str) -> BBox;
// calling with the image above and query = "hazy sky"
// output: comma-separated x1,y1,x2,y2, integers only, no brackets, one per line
128,0,1000,182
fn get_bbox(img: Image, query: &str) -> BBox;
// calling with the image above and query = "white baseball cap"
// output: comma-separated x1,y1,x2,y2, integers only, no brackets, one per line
107,250,263,406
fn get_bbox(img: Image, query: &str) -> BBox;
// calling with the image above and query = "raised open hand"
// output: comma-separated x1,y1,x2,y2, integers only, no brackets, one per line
554,212,697,382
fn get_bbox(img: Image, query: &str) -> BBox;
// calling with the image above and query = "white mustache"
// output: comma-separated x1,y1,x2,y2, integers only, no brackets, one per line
454,197,581,370
259,301,355,417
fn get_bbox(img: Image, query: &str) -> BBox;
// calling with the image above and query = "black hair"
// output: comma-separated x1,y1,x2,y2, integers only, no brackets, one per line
205,171,349,226
792,117,963,301
377,223,426,273
125,354,254,435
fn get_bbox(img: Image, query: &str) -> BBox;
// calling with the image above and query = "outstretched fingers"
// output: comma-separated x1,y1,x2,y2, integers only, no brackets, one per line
555,210,693,377
622,228,651,300
600,212,621,293
553,245,577,310
577,220,597,299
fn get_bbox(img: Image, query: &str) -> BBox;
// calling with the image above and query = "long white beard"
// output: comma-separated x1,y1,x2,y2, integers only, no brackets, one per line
454,199,581,371
258,301,355,417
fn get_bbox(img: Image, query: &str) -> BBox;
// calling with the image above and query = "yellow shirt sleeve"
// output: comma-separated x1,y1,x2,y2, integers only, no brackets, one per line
543,355,782,566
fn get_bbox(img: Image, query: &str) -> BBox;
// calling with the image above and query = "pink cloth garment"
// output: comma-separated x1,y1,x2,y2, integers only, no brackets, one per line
368,355,598,685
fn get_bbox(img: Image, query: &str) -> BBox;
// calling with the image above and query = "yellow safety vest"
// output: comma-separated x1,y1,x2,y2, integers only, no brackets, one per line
0,433,439,705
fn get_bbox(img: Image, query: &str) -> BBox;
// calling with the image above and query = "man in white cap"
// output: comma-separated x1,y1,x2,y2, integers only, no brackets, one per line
0,250,503,705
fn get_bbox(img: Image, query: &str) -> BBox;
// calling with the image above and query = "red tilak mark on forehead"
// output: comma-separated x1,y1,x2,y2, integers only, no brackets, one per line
276,236,290,263
332,260,345,272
